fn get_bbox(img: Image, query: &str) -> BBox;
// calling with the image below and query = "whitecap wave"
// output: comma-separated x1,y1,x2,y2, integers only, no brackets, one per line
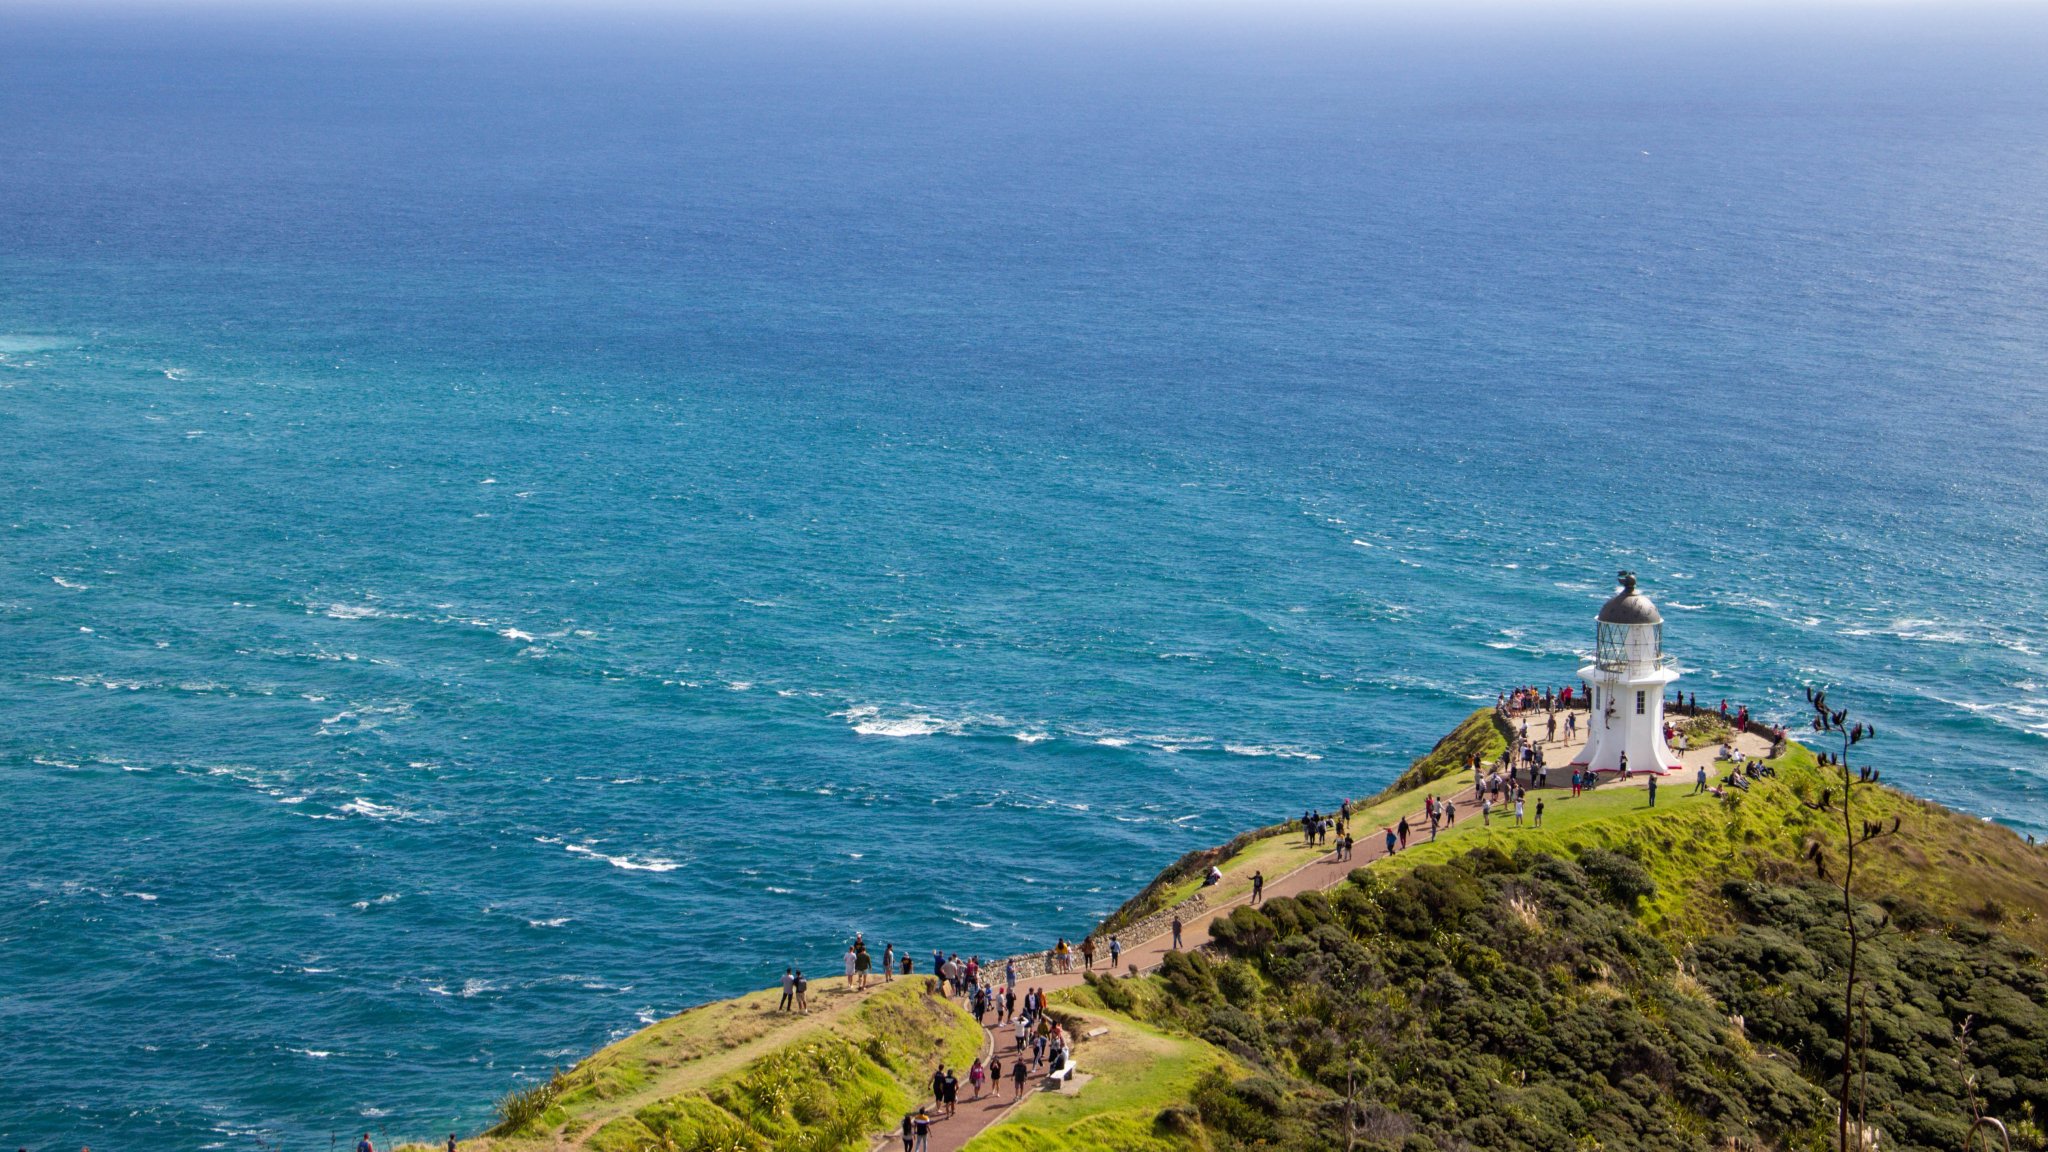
837,704,955,737
563,843,682,872
339,798,408,821
1223,743,1322,761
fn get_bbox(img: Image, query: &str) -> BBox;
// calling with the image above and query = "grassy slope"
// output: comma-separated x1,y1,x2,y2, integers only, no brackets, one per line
1126,710,1511,924
469,978,983,1152
963,983,1236,1152
1381,707,1513,796
1381,741,2048,950
1099,709,1508,935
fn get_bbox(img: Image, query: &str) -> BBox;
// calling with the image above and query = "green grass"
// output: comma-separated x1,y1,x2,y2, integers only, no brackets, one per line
1097,709,1508,937
1377,741,2048,948
476,978,983,1152
1381,707,1512,794
962,989,1235,1152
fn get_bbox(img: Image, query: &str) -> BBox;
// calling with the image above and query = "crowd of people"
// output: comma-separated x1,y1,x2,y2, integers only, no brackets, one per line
891,965,1075,1150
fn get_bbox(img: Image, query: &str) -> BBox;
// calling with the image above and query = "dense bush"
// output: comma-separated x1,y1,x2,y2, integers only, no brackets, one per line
1128,844,2048,1152
1697,880,2048,1151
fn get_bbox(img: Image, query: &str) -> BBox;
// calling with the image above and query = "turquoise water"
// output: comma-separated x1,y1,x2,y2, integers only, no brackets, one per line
4,6,2047,1147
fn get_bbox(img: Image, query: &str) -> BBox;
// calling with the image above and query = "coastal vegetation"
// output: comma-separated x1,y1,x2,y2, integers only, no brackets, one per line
466,978,982,1152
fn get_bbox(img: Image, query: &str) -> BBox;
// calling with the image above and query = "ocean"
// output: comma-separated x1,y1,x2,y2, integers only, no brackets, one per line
3,5,2046,1147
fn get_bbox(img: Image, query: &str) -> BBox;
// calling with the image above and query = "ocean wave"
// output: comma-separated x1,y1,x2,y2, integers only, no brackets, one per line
317,701,414,736
528,917,571,929
1223,743,1322,761
837,704,957,738
338,797,409,821
563,843,682,872
51,575,88,590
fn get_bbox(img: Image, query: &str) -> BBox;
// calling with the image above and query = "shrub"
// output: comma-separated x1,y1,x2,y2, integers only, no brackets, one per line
1579,847,1657,911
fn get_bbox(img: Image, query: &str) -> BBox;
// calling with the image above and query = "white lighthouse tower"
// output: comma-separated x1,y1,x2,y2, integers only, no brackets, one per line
1573,571,1682,776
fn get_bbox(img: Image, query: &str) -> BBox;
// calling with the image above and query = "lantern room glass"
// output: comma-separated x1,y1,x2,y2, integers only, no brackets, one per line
1596,621,1663,670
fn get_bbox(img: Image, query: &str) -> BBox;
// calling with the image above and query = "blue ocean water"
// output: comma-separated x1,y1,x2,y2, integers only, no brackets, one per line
3,5,2047,1147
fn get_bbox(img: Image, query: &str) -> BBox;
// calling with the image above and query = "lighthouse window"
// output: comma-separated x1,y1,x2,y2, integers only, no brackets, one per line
1636,691,1645,715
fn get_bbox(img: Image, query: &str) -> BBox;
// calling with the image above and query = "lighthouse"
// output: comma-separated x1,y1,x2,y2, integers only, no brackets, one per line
1573,571,1682,776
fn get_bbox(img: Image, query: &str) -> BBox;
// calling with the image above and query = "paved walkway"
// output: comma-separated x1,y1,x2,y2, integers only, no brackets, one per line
890,706,1777,1152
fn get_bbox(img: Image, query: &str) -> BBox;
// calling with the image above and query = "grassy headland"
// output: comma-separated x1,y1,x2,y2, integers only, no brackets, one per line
441,710,2047,1152
461,977,982,1152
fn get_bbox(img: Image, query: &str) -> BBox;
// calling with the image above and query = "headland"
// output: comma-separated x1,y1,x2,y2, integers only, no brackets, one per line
426,691,2048,1152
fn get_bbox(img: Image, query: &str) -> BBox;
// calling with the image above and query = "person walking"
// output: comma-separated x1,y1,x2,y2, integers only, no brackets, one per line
793,969,809,1013
1250,870,1264,905
844,946,858,990
1012,1056,1029,1097
943,1068,959,1117
855,943,873,989
1171,915,1184,950
1080,936,1095,970
912,1106,932,1152
1444,800,1456,827
1384,825,1397,855
989,1055,1005,1099
1397,816,1410,850
1108,936,1121,970
931,1067,949,1117
779,967,795,1012
900,1112,916,1152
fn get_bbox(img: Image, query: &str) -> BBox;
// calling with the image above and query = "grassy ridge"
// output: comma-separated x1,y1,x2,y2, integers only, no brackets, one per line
1384,741,2048,950
1378,708,1512,797
470,979,983,1152
1097,708,1509,937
